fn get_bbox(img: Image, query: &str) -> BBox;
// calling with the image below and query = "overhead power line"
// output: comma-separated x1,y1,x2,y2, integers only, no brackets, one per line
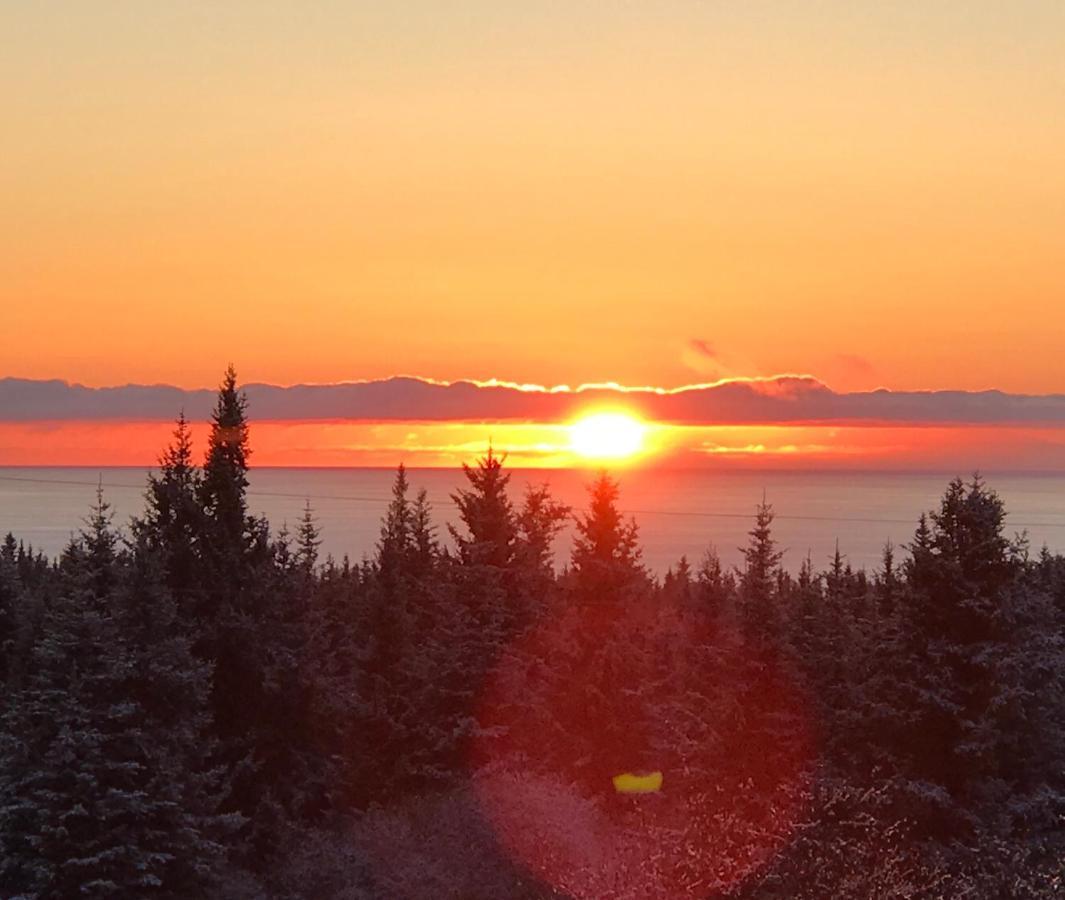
2,472,1064,530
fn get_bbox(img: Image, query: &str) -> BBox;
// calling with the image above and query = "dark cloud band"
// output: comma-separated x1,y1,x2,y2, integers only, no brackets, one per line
2,375,1065,427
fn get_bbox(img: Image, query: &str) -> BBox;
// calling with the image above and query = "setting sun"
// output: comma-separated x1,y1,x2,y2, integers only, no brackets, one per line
569,412,647,461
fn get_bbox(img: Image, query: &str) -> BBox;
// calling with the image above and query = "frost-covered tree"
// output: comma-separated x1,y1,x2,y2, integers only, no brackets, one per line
0,493,232,897
881,476,1065,838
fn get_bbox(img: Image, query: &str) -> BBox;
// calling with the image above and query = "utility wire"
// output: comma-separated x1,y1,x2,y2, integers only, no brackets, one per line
2,472,1064,530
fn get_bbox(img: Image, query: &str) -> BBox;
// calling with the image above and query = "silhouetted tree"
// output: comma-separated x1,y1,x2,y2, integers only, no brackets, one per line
295,500,321,577
199,365,252,556
449,446,517,570
570,471,644,603
131,412,203,619
737,495,784,644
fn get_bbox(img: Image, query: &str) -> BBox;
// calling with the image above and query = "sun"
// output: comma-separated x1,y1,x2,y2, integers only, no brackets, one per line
569,411,647,460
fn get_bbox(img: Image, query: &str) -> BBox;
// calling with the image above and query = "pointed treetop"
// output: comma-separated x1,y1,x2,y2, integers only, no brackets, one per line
738,495,783,598
571,470,644,597
83,481,116,553
449,447,517,568
160,410,195,474
296,499,321,572
200,366,252,545
514,483,570,576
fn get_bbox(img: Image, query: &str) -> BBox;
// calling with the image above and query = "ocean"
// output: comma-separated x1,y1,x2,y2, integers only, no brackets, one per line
2,467,1064,575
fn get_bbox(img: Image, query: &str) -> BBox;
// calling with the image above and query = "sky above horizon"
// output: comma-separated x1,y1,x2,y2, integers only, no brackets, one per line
4,3,1065,390
2,3,1064,467
1,374,1065,469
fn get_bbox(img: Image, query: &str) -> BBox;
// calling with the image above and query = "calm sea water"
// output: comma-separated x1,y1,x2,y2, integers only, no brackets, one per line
2,467,1064,574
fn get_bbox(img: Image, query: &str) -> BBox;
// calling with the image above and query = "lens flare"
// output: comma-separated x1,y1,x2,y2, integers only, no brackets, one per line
471,602,814,899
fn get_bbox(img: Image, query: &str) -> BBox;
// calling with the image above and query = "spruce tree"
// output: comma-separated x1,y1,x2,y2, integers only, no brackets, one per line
0,517,133,897
377,464,414,586
131,412,203,616
0,533,21,686
447,446,522,645
199,365,251,555
570,471,644,603
196,368,259,766
449,446,517,570
370,466,418,679
877,540,898,617
509,484,570,625
737,496,784,644
295,500,321,577
185,367,304,865
409,488,439,580
695,544,733,620
513,484,570,578
0,494,232,897
886,475,1053,838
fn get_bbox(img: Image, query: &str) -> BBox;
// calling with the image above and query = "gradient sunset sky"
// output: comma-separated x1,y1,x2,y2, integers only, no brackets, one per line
2,3,1064,467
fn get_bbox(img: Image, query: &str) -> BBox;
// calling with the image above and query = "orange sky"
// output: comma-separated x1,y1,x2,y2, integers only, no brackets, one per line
2,4,1064,473
2,3,1064,397
3,418,1065,471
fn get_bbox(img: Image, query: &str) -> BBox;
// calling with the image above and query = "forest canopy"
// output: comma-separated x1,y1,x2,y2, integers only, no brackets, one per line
2,368,1064,899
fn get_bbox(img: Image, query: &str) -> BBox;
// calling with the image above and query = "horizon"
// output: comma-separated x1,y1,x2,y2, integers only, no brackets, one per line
4,370,1065,469
6,2,1064,472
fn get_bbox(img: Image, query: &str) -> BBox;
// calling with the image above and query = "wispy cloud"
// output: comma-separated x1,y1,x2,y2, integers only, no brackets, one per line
3,375,1065,427
688,339,718,361
682,338,725,379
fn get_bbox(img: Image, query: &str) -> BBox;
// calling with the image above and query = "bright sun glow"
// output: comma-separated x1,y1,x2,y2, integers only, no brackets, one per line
569,412,647,460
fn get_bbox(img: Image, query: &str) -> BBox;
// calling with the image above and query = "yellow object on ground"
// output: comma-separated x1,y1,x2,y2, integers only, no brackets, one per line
612,771,663,793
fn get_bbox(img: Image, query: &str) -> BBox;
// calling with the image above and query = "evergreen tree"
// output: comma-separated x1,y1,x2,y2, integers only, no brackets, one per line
449,446,517,570
877,540,898,616
787,551,821,661
447,447,524,641
295,500,322,576
695,544,733,620
131,412,203,615
737,495,784,644
513,484,570,579
303,557,365,778
570,472,644,603
0,533,21,685
195,369,260,787
508,484,570,627
409,488,439,580
662,555,694,605
887,475,1052,837
0,495,231,897
370,466,418,680
0,521,135,897
181,367,307,866
199,365,251,555
377,464,414,585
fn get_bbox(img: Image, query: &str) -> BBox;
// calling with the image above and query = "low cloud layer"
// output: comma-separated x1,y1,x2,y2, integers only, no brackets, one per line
3,375,1065,427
